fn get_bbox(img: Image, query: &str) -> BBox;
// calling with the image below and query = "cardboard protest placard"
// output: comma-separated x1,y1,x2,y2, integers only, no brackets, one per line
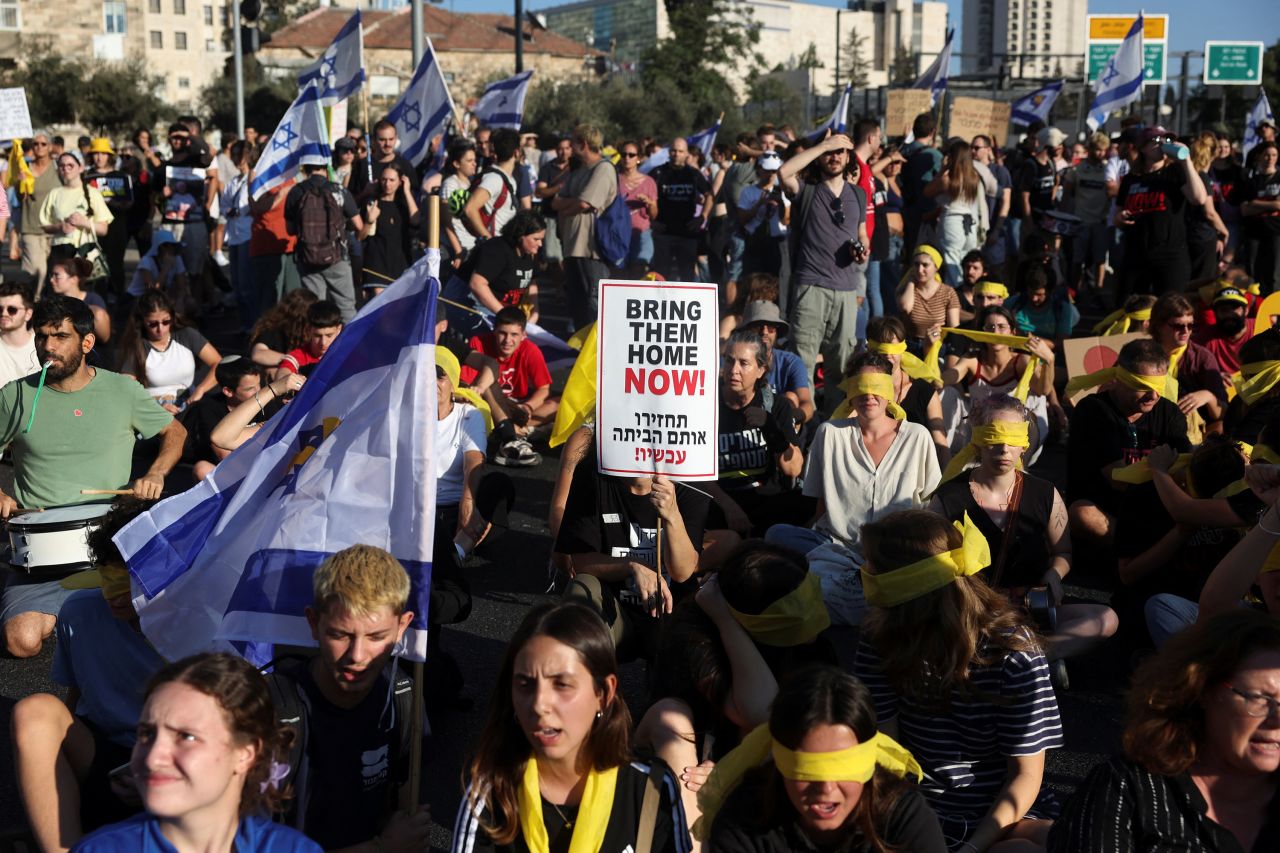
886,90,933,138
949,97,1012,147
0,88,33,140
596,280,719,481
1062,332,1146,402
1251,291,1280,338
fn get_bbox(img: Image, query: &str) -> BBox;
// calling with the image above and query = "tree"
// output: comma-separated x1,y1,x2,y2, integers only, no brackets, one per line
258,0,320,35
796,42,824,71
200,57,297,133
889,50,917,87
743,71,807,130
2,42,82,126
522,76,695,143
841,29,870,90
77,61,171,137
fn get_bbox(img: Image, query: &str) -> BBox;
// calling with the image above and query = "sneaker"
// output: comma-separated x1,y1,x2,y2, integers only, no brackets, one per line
493,438,541,467
212,249,230,267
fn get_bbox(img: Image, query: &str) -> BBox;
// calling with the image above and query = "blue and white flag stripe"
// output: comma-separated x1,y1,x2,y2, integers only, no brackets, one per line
807,85,852,143
116,253,441,663
250,84,332,200
387,38,456,167
639,119,721,175
472,70,534,130
913,30,954,107
1011,80,1064,127
297,10,366,105
1087,15,1145,130
1244,91,1275,158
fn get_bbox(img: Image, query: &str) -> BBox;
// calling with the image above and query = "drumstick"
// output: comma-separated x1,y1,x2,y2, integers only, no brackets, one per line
80,489,133,496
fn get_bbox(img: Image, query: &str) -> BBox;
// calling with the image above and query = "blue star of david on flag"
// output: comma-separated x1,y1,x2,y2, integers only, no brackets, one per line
403,102,422,134
386,38,457,166
272,121,298,152
296,11,364,106
1088,14,1145,130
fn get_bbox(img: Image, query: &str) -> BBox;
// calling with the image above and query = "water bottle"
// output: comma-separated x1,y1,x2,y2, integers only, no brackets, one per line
1161,141,1189,161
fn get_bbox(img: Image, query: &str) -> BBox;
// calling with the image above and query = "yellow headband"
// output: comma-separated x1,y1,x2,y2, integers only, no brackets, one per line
435,346,494,432
938,421,1030,484
1234,361,1280,407
867,340,907,356
1092,307,1151,336
913,244,943,269
866,339,941,387
837,373,906,420
1064,366,1168,400
861,514,991,607
727,573,831,647
693,723,922,840
973,281,1008,299
941,328,1040,403
1210,442,1279,498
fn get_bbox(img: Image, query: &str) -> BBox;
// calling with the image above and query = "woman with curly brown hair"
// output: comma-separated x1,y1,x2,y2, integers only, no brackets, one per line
248,288,317,377
1048,609,1280,852
852,509,1064,852
74,652,319,852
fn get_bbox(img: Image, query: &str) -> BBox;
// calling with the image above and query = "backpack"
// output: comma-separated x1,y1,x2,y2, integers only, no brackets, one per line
262,655,415,821
594,163,631,269
296,180,345,267
471,166,517,237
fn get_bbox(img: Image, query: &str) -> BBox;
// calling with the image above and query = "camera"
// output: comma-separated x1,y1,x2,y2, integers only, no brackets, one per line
1022,586,1058,631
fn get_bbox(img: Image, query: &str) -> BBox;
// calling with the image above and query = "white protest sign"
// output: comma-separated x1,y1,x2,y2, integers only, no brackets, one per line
597,280,719,481
0,88,33,140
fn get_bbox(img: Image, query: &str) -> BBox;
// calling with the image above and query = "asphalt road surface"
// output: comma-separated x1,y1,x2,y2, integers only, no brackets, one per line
0,254,1131,851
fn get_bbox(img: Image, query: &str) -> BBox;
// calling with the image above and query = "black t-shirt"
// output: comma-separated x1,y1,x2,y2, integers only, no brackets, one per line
653,163,711,234
456,760,689,853
1018,157,1056,216
1117,164,1190,257
900,378,937,429
348,153,417,203
458,237,534,307
934,471,1056,590
289,664,409,849
363,196,413,281
1187,171,1220,243
1241,168,1280,237
555,461,708,602
84,169,134,217
1066,391,1189,512
870,176,891,259
1213,159,1244,206
709,773,946,853
717,391,800,494
179,392,280,465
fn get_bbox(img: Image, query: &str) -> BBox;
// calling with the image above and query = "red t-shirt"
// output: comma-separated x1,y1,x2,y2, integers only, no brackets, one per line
280,347,321,375
1199,330,1248,376
460,334,551,401
249,185,297,258
856,153,875,244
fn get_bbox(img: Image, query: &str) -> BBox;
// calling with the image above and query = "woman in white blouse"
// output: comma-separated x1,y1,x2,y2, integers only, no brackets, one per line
118,289,222,413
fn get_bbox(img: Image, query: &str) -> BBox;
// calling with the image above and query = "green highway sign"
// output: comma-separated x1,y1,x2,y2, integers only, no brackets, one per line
1203,41,1264,85
1088,43,1166,86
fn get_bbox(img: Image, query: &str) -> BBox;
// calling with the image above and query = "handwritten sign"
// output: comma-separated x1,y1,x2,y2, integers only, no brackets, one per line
0,88,33,140
885,90,933,139
597,280,719,481
949,97,1012,147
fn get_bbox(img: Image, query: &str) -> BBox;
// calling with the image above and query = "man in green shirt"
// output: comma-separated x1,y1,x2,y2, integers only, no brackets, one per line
0,295,185,657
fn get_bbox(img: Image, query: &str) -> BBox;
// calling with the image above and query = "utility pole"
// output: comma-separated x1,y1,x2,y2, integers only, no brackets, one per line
835,9,842,96
412,0,424,67
233,2,245,137
1178,53,1190,135
515,0,524,72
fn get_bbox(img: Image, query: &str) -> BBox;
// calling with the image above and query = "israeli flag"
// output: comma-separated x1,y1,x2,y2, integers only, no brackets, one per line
1087,15,1145,130
114,254,441,663
639,118,722,174
913,29,954,107
386,38,456,167
297,11,365,105
1011,80,1064,127
806,84,852,143
472,70,534,130
1244,91,1275,158
249,83,331,200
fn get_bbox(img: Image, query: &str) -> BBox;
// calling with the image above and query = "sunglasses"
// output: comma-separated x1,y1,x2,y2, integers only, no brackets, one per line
622,152,639,158
1166,321,1194,331
1,305,25,315
831,196,845,226
32,141,49,147
146,318,172,329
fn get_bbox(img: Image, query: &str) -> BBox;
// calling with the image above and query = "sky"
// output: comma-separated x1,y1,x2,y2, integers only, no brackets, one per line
441,0,1279,64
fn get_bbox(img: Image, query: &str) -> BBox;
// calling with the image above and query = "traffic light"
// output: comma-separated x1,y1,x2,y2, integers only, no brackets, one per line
239,0,268,55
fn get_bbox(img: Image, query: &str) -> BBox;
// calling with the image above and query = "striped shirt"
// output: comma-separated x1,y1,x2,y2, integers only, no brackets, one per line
1048,756,1280,852
852,630,1064,842
450,759,692,853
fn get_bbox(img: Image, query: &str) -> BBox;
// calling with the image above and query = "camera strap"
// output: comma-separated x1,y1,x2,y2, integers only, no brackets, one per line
988,471,1024,589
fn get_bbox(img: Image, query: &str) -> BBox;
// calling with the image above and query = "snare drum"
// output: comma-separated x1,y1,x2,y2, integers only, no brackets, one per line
8,504,110,576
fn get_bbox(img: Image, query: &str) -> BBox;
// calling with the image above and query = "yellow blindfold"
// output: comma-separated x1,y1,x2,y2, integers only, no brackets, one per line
836,373,906,420
727,573,830,647
938,421,1030,485
861,514,991,607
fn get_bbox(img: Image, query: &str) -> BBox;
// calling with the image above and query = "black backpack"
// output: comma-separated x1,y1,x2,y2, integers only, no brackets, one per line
296,180,345,267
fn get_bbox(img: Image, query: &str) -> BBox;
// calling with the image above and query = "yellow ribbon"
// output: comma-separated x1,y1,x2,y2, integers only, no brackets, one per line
867,339,942,386
940,328,1038,403
833,373,907,420
1210,443,1279,498
7,140,34,195
1092,307,1151,336
938,421,1030,484
973,281,1008,299
518,759,617,853
551,324,597,448
1264,541,1280,574
861,513,991,607
726,573,831,647
693,723,922,840
1233,361,1280,407
435,347,493,433
1064,366,1169,401
1111,454,1191,485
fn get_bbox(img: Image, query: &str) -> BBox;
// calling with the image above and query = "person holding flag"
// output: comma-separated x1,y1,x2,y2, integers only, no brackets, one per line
1243,91,1275,167
1087,15,1145,131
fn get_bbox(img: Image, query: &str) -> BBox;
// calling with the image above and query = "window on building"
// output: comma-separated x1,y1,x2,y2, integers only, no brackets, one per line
150,29,162,48
205,38,215,50
0,0,18,30
203,4,212,24
175,31,187,49
178,77,190,88
104,1,126,32
148,0,160,12
174,0,185,14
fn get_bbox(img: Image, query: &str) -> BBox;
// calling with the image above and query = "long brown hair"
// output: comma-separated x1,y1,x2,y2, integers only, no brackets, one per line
466,602,633,845
250,288,318,353
861,510,1040,709
944,140,981,203
117,289,190,388
1124,609,1280,776
142,653,293,817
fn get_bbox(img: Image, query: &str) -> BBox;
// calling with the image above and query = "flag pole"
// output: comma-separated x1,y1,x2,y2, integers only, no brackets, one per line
408,189,441,812
361,17,372,186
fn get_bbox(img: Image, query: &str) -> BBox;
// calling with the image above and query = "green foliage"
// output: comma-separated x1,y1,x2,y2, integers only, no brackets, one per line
889,51,917,87
743,71,808,131
3,42,82,127
841,29,870,90
523,76,695,143
77,61,171,137
796,43,824,71
200,57,297,134
259,0,320,35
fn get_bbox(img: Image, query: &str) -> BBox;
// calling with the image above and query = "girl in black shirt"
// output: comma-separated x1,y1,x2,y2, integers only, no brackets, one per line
359,161,419,299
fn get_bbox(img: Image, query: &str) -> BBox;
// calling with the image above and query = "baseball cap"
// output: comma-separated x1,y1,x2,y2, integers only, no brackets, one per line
757,151,782,171
333,137,357,152
1213,286,1249,307
1037,127,1067,148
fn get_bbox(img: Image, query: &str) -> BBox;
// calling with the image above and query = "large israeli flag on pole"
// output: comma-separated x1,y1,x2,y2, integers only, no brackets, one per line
1087,15,1145,130
297,11,365,105
249,84,331,200
386,38,456,167
913,29,954,107
639,117,722,174
114,254,441,663
1011,80,1064,127
472,70,534,130
806,84,853,143
1244,91,1275,158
